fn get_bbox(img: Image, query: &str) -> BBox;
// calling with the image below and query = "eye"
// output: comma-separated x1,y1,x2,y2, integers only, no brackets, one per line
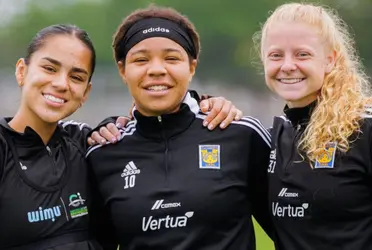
268,53,282,60
42,65,56,72
134,58,148,63
166,57,179,61
71,75,84,82
297,52,311,58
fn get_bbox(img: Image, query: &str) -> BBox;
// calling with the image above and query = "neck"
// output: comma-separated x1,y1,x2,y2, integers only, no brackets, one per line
9,108,57,145
136,105,181,117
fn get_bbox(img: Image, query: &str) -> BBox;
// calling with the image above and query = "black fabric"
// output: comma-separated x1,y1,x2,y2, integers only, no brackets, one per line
269,103,372,250
87,98,273,250
117,17,197,61
0,119,102,250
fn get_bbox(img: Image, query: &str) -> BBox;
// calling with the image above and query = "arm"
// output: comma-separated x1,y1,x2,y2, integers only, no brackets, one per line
247,123,274,239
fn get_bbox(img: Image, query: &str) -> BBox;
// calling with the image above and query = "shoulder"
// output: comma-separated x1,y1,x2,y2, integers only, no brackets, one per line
58,120,91,131
195,113,271,147
85,120,137,158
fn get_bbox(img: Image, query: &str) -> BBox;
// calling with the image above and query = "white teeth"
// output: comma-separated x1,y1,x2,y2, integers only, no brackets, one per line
279,78,304,84
147,85,169,91
43,94,65,104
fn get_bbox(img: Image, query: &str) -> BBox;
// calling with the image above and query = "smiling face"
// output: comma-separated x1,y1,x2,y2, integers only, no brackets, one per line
118,37,197,117
262,21,336,108
16,34,92,123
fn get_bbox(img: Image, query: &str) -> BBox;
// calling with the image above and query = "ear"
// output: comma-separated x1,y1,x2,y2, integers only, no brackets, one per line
117,61,127,85
81,83,92,105
15,58,27,87
325,49,337,73
189,59,197,82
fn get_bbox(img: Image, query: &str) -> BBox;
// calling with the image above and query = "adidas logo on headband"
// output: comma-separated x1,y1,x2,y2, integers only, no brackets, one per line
142,27,170,34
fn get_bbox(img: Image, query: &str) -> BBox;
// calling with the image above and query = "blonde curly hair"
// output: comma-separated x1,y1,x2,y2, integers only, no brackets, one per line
254,3,371,163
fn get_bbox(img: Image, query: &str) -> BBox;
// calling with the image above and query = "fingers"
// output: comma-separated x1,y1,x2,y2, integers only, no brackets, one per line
89,131,107,146
106,123,121,141
199,99,211,113
235,109,243,121
115,116,131,129
87,137,97,146
207,98,233,130
219,104,239,129
202,98,223,129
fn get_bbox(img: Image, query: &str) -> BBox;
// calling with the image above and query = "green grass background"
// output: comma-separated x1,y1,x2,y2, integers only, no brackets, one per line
254,218,274,250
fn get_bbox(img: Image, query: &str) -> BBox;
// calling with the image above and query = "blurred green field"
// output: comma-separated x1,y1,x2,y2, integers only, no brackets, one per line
254,218,274,250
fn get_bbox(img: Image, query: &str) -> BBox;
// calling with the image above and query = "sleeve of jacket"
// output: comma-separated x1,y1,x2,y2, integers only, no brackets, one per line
246,126,274,239
87,157,119,250
59,120,92,151
60,117,123,151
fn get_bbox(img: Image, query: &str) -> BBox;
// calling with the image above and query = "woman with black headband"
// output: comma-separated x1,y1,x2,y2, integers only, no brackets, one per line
87,5,272,250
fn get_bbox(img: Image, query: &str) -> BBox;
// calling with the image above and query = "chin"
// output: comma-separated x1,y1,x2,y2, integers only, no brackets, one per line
37,110,71,124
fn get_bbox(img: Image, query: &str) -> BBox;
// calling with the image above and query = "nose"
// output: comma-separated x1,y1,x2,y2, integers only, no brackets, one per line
51,74,69,91
280,56,297,73
147,59,167,77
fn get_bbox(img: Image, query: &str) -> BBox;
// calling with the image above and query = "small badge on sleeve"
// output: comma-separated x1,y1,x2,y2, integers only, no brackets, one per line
314,142,337,169
199,145,220,169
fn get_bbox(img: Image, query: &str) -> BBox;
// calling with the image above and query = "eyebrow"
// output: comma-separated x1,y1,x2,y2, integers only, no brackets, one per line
42,57,89,75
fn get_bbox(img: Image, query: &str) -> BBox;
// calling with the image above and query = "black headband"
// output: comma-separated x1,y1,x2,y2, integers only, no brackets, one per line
117,17,197,61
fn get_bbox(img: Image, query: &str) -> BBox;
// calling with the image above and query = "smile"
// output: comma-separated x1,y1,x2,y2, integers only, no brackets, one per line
146,85,170,91
43,94,66,104
278,78,305,84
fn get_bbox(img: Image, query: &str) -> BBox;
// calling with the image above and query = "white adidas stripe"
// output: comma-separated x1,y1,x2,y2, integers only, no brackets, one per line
126,163,134,171
85,124,137,157
240,116,271,140
58,120,90,130
195,114,271,147
128,161,138,170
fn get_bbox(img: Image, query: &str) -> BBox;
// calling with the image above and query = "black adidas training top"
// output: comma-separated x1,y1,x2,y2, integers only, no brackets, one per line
86,93,273,250
269,102,372,250
0,118,103,250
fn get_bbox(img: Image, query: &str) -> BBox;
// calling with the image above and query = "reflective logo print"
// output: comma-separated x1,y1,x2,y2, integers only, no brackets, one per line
268,149,276,173
27,206,61,223
151,200,181,210
142,212,194,232
122,161,141,189
278,188,299,198
272,202,309,218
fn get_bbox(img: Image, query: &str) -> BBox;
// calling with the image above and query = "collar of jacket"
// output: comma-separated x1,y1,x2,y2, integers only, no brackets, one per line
283,100,317,127
0,117,67,147
133,92,199,140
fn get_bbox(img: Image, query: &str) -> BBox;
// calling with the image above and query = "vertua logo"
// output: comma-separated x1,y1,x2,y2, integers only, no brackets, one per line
142,212,194,232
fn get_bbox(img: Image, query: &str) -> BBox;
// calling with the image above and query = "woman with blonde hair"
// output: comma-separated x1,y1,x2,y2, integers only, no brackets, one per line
254,2,372,249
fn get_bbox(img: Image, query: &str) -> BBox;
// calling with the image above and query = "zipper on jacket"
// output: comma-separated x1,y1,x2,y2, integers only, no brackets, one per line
46,146,52,156
46,145,58,175
284,124,302,174
158,116,169,185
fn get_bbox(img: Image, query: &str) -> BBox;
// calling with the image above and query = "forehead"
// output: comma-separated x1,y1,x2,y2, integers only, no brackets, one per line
31,35,92,72
128,37,187,55
264,22,324,50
